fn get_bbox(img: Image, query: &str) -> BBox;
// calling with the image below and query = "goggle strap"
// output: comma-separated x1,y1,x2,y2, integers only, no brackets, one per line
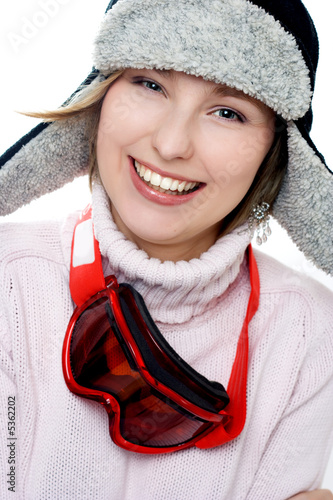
195,245,259,449
70,205,106,307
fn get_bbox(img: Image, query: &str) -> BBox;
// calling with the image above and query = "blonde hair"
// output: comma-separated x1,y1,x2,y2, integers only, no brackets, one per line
26,70,287,235
25,70,124,188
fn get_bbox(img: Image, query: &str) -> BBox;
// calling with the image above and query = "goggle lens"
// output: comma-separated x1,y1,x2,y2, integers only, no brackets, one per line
69,295,215,448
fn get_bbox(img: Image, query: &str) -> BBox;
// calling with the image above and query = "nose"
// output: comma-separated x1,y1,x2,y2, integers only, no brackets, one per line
152,107,194,161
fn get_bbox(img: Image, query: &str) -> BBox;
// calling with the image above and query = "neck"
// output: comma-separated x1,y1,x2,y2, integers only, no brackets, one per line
111,206,220,262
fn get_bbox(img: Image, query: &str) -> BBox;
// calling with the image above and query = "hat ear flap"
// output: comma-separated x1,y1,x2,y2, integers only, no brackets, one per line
0,116,90,217
0,67,102,216
0,123,49,171
273,122,333,275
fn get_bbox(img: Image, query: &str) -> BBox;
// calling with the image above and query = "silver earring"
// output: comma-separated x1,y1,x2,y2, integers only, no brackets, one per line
248,202,272,245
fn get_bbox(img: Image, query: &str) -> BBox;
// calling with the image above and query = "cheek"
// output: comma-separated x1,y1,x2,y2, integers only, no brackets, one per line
98,86,163,148
239,128,274,166
97,89,139,147
212,127,274,181
203,133,274,207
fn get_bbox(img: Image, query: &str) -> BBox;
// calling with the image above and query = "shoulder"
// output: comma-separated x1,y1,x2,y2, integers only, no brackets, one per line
254,248,333,304
253,248,333,345
252,250,333,396
0,213,77,274
0,219,62,263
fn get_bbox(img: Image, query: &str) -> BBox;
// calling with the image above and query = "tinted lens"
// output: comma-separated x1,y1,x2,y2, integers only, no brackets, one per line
69,295,213,448
118,285,229,413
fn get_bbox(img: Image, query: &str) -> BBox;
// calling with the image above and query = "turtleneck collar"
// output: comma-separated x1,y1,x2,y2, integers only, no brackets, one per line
88,182,251,324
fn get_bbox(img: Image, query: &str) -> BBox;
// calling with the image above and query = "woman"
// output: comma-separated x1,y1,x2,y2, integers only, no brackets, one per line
0,0,332,498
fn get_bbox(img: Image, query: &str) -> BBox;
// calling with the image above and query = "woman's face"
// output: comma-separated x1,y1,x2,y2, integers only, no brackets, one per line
97,69,275,261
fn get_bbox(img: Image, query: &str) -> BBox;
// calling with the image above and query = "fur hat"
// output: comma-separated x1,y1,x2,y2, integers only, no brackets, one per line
0,0,332,274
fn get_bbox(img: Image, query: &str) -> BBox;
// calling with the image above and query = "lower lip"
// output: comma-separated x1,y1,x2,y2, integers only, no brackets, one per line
129,158,203,206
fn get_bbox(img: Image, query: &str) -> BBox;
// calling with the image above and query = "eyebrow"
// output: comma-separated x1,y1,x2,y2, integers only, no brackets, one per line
212,84,264,109
154,69,174,79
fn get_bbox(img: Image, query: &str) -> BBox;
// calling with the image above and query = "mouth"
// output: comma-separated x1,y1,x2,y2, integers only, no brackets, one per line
133,159,201,196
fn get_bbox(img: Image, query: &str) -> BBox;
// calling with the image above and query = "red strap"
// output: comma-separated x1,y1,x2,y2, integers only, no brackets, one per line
195,245,259,448
69,205,106,307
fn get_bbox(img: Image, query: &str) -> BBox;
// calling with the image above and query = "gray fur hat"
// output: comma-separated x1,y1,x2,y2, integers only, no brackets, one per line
0,0,332,274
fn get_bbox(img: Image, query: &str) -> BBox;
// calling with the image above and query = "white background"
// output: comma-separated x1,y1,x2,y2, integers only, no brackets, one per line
0,0,332,490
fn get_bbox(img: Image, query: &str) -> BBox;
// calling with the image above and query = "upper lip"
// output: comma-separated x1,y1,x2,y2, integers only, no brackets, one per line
131,156,202,184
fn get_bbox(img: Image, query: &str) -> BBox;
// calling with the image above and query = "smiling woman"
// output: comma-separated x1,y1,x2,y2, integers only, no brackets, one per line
0,1,332,499
21,67,284,261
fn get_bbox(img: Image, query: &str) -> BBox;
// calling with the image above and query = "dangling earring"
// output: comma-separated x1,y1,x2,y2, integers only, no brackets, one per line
248,202,272,245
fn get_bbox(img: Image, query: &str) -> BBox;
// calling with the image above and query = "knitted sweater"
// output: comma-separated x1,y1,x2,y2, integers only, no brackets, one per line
0,183,332,500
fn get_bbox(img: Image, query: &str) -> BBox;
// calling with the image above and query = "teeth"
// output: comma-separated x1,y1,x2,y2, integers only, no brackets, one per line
177,181,186,192
139,165,145,177
134,160,199,194
143,169,151,183
170,180,179,191
151,172,162,187
160,177,173,190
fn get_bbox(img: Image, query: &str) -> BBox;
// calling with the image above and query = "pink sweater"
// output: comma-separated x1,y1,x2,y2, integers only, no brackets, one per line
0,183,332,500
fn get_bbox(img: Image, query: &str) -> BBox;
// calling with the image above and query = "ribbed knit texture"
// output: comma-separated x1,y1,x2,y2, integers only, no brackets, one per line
0,184,332,499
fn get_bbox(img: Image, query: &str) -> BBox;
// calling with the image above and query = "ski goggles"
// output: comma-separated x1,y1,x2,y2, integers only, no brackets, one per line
62,207,259,454
63,274,232,453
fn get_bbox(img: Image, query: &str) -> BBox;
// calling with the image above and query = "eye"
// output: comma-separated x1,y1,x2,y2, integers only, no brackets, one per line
143,81,163,92
212,108,244,122
134,79,164,94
